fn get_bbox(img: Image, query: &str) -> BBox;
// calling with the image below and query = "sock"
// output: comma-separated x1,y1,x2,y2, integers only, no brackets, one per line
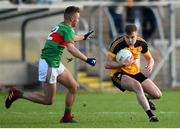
146,110,154,118
64,107,72,118
145,94,149,100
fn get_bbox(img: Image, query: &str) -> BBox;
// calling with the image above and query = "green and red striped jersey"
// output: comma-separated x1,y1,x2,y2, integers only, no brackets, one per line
41,22,75,67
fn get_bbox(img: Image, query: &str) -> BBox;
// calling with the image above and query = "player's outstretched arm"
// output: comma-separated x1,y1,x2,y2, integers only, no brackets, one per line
74,30,94,42
67,43,96,66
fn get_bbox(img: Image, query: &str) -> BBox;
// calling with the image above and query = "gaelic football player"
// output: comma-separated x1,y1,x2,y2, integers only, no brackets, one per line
5,6,96,123
105,24,162,122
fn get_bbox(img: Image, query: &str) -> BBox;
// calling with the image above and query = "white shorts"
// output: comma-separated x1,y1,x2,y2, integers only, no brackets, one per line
38,58,65,84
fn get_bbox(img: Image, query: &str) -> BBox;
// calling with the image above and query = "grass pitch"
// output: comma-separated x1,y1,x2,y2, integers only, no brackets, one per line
0,90,180,128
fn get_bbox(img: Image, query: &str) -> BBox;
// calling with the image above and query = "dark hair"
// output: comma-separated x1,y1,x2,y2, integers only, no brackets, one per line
125,24,137,35
64,6,80,20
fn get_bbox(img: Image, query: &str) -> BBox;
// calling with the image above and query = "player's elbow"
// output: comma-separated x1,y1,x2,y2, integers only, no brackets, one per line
104,63,111,69
67,46,74,53
151,58,155,66
67,47,77,57
105,65,109,69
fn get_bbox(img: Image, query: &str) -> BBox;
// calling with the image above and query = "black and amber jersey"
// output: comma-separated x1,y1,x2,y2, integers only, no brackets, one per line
108,35,150,76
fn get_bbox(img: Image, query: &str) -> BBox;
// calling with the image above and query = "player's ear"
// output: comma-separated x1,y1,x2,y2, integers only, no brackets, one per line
69,17,74,22
135,31,138,36
69,15,75,22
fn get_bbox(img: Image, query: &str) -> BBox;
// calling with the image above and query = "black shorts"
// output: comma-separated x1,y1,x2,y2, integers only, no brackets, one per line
111,72,147,92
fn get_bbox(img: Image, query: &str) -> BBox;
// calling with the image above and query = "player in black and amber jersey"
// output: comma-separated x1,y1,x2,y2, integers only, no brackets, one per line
105,24,162,122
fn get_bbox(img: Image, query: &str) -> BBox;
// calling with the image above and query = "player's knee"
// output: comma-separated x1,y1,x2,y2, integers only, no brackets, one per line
70,83,79,94
46,101,53,105
46,99,54,105
45,96,55,105
155,91,162,99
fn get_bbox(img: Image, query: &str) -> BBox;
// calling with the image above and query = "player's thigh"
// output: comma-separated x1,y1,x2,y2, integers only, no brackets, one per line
121,75,141,92
43,83,57,102
57,68,79,91
141,79,162,98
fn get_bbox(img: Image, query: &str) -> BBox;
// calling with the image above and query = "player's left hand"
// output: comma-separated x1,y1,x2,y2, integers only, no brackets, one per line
84,30,94,40
145,63,154,74
86,58,96,66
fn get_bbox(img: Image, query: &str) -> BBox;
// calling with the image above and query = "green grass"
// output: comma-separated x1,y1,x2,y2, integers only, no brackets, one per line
1,90,180,128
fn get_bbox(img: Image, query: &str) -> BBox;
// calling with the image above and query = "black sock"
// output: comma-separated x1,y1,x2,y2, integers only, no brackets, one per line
146,110,154,118
145,94,149,100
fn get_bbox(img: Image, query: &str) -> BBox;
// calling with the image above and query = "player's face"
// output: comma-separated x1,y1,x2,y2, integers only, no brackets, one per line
125,31,138,46
71,13,80,27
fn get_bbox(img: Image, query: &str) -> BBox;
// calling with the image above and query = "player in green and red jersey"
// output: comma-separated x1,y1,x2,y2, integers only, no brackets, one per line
5,6,96,123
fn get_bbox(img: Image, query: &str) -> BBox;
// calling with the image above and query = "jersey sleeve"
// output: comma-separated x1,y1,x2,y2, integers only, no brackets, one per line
108,41,125,58
108,36,126,57
64,30,75,43
107,42,116,58
141,41,148,54
109,44,121,54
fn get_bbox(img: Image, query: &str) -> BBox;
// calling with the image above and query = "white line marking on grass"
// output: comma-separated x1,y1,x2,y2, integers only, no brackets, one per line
1,112,59,115
91,112,137,115
158,111,180,114
2,111,180,115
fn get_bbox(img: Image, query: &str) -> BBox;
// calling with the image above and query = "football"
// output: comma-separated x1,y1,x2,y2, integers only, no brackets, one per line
116,49,132,63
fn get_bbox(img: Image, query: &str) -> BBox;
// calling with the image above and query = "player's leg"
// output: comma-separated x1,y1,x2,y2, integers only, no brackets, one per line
121,75,158,122
22,58,57,105
57,67,79,123
141,79,162,111
5,58,57,108
22,83,56,105
141,79,162,99
5,83,57,108
112,73,158,122
121,75,150,111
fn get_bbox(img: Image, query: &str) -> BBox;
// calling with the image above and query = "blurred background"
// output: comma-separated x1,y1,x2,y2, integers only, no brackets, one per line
0,0,180,92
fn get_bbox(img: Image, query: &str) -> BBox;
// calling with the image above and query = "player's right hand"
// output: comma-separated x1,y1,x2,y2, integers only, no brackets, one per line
123,56,134,66
86,58,96,66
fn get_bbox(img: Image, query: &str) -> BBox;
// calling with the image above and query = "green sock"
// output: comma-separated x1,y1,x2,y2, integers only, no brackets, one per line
64,107,72,118
65,107,71,112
